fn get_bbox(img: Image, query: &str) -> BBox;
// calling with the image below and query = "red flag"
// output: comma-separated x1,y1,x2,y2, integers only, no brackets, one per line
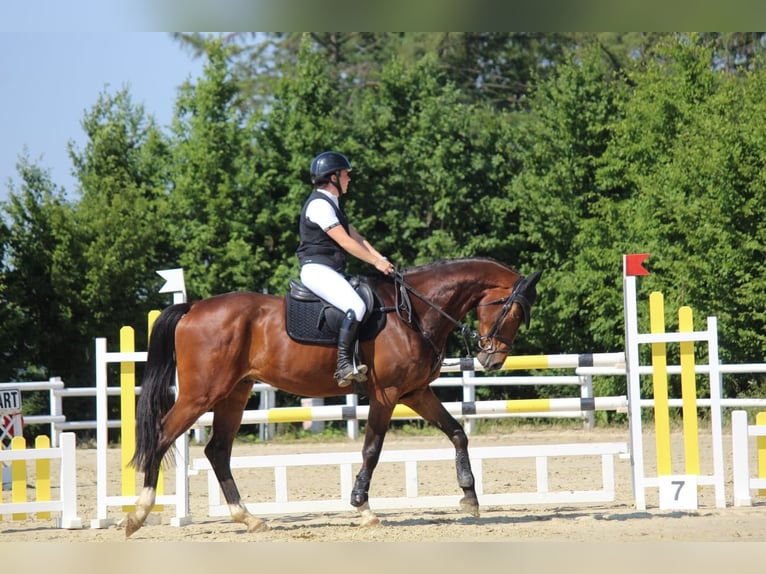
624,253,650,276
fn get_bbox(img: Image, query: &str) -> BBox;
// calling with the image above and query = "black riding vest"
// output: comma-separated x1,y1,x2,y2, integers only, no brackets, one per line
296,190,350,272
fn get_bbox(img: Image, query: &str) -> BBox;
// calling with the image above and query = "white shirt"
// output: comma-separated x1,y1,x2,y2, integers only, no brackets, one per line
305,189,340,231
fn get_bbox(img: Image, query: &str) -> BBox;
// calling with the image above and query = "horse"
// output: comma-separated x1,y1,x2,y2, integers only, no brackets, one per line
125,257,542,537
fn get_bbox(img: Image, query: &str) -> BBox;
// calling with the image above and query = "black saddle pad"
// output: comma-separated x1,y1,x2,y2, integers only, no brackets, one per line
285,278,387,345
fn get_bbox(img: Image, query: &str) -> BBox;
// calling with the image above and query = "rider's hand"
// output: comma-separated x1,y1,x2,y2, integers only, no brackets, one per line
375,257,395,275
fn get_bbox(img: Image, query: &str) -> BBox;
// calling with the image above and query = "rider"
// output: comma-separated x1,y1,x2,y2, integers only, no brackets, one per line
296,151,396,387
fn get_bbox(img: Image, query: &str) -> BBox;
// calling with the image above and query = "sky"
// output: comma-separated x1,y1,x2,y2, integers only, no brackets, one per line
0,32,205,201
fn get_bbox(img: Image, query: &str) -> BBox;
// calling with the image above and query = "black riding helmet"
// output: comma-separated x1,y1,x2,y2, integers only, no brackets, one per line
310,151,352,186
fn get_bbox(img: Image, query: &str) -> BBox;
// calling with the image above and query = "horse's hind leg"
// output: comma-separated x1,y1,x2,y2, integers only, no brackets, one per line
127,398,211,537
204,381,268,533
399,386,480,517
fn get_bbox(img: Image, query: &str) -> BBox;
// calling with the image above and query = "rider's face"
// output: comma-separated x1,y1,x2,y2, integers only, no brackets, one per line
337,169,351,194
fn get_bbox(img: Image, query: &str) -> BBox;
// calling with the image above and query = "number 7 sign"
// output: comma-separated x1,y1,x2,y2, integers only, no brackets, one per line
658,474,698,510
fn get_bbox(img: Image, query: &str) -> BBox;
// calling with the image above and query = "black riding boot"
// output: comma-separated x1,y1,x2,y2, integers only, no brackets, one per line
335,310,368,387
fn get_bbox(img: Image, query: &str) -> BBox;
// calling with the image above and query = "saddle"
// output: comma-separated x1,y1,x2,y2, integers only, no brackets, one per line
285,276,387,345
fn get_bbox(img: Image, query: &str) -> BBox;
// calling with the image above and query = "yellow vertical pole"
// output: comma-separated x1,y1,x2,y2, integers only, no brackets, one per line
148,310,160,332
757,412,766,496
34,435,51,519
120,326,136,511
650,291,672,475
678,306,700,475
11,436,27,520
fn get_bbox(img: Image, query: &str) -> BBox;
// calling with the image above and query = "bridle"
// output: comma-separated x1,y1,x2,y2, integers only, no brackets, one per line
391,270,529,359
475,294,525,354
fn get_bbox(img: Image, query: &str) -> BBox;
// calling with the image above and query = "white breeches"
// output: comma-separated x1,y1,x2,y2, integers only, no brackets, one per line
300,263,367,319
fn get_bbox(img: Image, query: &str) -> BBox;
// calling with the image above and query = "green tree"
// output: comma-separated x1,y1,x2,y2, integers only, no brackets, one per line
239,35,350,295
166,38,264,298
401,32,575,109
509,42,626,357
701,32,766,73
176,33,613,111
1,157,84,382
0,210,18,379
71,87,174,341
590,36,766,399
323,53,521,270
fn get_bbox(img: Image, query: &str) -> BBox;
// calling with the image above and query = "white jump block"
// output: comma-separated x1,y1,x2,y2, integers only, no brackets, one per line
192,442,629,517
731,410,766,507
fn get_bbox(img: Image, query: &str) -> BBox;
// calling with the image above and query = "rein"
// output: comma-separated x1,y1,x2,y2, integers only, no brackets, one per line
391,270,520,359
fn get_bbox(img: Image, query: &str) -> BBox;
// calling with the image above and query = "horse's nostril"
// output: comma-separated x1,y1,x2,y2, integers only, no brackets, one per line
478,352,505,372
487,360,504,371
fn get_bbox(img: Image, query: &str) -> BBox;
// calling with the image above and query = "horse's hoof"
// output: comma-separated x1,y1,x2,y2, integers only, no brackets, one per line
459,497,480,518
125,513,142,538
246,518,270,533
360,515,381,527
357,501,381,527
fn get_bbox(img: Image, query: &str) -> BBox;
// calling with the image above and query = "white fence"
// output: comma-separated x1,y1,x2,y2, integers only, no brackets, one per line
5,357,766,447
192,441,629,516
0,354,621,446
0,432,82,528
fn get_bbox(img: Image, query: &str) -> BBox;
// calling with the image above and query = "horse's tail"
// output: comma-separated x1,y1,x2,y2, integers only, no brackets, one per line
130,302,192,473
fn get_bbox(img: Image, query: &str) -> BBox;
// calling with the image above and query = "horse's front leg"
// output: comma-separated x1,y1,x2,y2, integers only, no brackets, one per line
399,386,480,517
351,400,395,527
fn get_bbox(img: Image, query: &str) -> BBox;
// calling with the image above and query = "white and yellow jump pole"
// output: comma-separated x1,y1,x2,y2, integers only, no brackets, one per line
623,253,725,510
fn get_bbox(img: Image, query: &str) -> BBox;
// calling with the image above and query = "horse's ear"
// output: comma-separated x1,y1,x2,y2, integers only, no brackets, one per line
527,270,542,286
511,270,543,328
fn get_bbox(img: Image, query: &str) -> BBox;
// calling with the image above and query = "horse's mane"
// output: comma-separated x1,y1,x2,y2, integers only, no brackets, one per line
358,257,521,290
399,257,521,277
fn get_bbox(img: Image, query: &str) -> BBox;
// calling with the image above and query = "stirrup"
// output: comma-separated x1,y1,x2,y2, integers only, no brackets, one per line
336,364,368,387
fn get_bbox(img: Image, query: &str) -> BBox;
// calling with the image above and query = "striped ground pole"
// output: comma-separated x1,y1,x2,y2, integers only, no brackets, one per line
197,396,629,427
441,352,626,373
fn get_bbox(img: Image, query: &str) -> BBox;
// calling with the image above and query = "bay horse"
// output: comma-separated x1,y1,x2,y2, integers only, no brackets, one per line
126,257,542,537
